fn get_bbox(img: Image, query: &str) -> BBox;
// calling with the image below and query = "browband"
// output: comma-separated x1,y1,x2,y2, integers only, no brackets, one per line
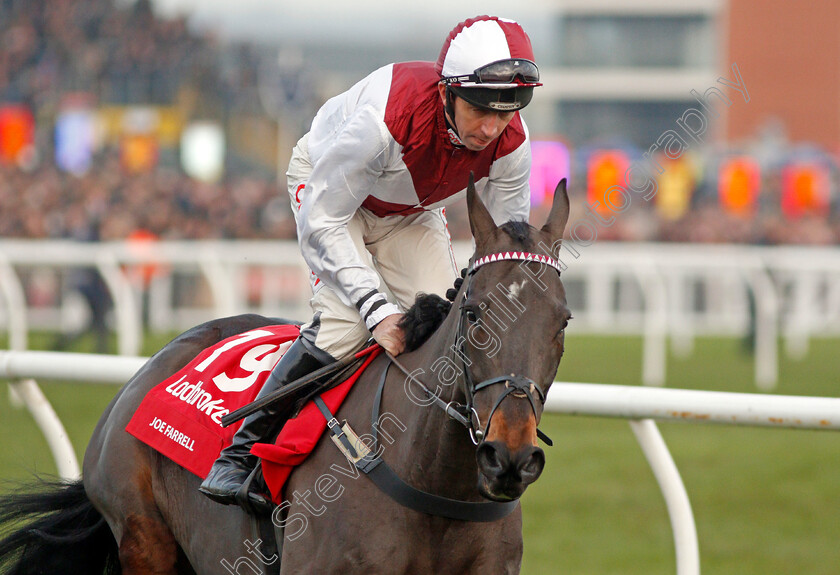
470,251,563,275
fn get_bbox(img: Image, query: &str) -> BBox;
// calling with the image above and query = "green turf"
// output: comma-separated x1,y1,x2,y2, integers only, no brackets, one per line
519,334,840,575
2,332,839,574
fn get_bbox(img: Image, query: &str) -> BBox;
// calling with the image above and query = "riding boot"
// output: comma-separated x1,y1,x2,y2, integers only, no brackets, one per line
198,336,335,506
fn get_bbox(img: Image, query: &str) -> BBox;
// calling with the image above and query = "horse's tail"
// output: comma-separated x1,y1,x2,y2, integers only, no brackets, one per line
0,478,120,575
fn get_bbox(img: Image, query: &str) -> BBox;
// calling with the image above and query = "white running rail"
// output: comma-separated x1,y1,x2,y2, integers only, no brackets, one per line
3,351,840,574
2,241,840,389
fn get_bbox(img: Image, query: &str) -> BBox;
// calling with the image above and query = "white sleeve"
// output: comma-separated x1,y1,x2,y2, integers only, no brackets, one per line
481,125,532,225
297,105,393,310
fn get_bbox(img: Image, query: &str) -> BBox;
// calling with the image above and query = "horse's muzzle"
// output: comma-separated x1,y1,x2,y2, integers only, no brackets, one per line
475,440,545,501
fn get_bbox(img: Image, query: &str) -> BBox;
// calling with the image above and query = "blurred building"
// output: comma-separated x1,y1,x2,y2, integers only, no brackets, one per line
726,0,840,152
534,0,719,147
537,0,839,151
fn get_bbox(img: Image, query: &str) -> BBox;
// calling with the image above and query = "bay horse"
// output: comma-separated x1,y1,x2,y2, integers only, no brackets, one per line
0,177,571,574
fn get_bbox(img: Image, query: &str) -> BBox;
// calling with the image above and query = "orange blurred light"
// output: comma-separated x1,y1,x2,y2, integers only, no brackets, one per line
587,151,629,214
781,163,829,218
121,134,158,173
0,105,35,164
718,158,760,217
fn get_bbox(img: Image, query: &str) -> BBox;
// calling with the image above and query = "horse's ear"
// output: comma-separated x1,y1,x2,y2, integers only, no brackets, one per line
541,178,570,241
467,172,496,242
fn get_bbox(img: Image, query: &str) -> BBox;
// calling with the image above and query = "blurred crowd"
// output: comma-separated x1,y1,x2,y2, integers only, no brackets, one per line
1,0,208,106
1,0,262,115
0,159,296,241
0,0,291,242
0,158,840,245
655,205,839,245
2,149,839,245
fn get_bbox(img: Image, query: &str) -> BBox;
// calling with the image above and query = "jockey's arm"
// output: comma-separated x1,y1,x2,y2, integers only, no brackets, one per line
297,106,404,347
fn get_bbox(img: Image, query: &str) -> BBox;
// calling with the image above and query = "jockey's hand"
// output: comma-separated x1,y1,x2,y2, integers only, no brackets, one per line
372,313,406,356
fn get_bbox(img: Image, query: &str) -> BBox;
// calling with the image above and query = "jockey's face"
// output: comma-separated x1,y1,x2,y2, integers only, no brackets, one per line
439,85,515,151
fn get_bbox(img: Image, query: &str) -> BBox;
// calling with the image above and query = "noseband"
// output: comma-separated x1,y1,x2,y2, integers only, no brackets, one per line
394,250,563,446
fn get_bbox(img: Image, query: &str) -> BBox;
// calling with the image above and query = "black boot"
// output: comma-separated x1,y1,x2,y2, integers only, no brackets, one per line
199,337,335,506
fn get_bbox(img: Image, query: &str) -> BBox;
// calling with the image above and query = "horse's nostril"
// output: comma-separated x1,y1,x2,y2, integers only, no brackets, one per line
518,447,545,484
476,442,509,477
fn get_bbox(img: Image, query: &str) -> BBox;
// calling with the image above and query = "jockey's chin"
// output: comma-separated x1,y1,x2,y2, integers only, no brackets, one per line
463,136,493,151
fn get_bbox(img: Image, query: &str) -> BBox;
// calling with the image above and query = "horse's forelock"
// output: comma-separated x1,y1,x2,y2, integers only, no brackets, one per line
498,221,535,249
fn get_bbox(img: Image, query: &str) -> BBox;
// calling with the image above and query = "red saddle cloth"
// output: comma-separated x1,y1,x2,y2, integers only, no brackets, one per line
252,347,381,503
126,324,381,503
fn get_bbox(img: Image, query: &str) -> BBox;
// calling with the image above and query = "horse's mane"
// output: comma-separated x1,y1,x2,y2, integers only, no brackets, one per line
398,293,451,352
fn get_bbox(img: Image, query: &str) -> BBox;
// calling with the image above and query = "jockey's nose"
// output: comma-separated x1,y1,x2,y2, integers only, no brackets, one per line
479,114,503,139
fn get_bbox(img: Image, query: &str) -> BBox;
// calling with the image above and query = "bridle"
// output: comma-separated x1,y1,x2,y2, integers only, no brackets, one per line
313,249,564,522
390,250,563,446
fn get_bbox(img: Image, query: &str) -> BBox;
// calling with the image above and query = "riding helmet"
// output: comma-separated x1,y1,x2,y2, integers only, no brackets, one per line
436,16,542,112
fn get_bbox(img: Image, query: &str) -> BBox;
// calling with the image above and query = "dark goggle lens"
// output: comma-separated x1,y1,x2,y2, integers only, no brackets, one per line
475,59,540,84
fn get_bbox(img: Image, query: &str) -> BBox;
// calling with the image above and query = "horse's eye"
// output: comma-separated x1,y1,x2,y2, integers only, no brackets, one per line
557,315,572,337
465,309,478,323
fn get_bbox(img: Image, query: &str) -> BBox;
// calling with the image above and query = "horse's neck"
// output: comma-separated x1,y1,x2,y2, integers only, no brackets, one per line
382,306,482,500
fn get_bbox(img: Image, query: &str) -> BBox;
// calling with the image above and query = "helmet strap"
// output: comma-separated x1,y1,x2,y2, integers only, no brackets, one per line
444,87,458,135
444,87,464,147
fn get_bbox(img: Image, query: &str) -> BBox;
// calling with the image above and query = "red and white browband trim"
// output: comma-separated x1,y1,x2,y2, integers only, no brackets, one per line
470,251,563,275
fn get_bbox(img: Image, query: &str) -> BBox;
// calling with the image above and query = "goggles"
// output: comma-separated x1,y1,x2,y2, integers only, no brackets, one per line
441,59,542,87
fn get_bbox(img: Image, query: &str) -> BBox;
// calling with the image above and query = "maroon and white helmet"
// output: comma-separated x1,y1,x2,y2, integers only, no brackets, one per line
436,15,542,112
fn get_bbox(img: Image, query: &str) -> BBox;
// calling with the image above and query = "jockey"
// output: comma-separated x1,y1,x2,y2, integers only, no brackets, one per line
199,15,543,506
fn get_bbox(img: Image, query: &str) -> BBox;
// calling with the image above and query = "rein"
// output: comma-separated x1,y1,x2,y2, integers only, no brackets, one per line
315,250,562,522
